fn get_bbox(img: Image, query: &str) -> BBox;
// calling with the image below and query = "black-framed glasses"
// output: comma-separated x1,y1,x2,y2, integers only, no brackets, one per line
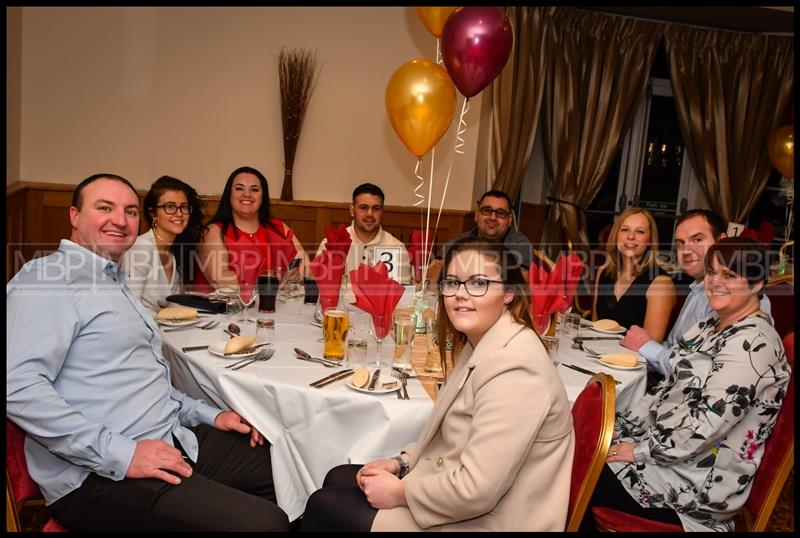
478,206,511,219
156,203,192,215
439,277,505,297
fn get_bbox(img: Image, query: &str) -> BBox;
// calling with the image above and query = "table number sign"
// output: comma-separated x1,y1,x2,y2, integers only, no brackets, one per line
373,246,403,283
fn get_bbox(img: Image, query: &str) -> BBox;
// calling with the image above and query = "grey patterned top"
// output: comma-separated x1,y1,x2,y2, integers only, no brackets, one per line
609,312,790,531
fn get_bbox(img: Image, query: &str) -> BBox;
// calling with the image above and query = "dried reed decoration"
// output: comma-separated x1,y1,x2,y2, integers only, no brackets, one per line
277,47,321,200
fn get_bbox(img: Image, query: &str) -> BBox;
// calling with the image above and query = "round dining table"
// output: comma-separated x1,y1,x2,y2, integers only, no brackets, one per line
160,302,646,521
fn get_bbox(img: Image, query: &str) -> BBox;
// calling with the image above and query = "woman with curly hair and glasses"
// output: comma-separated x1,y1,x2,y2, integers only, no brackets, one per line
121,175,205,311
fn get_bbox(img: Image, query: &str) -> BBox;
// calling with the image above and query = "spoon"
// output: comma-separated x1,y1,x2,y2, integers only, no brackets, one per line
224,323,241,338
293,347,339,368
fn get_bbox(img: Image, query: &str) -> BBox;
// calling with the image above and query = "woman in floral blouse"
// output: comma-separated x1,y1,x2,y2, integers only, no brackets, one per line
581,237,790,531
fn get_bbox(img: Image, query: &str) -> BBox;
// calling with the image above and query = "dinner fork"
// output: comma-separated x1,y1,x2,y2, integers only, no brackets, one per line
582,344,603,359
230,348,276,371
390,370,410,400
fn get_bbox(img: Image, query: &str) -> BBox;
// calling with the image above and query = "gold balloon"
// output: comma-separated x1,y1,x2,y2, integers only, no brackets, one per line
767,125,794,179
415,7,459,38
386,59,456,158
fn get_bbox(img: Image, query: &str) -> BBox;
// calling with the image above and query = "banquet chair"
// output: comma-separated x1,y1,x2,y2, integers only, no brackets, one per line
763,279,794,338
6,420,66,532
565,373,616,531
591,332,794,532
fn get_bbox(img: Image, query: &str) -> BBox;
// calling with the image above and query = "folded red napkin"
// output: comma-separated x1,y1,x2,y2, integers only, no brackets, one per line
324,223,352,260
349,261,405,337
310,225,352,311
407,229,432,283
529,253,584,317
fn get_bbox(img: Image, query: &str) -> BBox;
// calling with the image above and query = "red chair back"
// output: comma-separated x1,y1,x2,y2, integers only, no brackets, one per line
6,420,67,532
740,332,794,531
592,333,794,532
764,281,794,338
566,373,616,531
6,420,41,506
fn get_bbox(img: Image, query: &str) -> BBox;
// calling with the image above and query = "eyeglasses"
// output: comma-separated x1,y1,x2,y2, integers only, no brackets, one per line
439,277,505,297
478,206,511,219
156,203,192,215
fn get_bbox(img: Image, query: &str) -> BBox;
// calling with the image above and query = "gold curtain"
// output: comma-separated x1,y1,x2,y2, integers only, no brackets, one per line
539,8,665,257
487,6,553,203
665,27,794,223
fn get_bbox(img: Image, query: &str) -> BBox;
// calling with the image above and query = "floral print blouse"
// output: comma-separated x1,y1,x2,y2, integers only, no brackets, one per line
608,312,790,531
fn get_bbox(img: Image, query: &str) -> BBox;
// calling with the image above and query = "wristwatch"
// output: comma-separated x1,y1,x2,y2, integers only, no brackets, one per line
392,454,409,478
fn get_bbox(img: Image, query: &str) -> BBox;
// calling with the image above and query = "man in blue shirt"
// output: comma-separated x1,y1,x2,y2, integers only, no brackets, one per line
6,174,289,531
621,209,771,377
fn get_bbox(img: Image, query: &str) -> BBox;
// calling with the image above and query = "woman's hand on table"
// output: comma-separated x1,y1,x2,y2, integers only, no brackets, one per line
214,410,265,448
358,467,406,509
606,442,636,463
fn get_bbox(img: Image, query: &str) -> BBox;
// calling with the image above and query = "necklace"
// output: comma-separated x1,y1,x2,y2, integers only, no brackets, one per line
153,225,168,244
236,224,257,239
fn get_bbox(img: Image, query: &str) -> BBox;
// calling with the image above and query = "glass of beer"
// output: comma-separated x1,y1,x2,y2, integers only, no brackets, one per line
322,308,349,360
258,271,280,313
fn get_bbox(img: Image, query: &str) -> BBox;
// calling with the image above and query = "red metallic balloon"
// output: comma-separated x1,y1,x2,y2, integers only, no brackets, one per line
440,7,513,98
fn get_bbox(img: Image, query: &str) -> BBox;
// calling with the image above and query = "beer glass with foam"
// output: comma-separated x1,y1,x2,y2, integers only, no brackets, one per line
322,309,349,360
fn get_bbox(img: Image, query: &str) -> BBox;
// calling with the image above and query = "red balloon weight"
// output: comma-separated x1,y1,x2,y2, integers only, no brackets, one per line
440,7,513,98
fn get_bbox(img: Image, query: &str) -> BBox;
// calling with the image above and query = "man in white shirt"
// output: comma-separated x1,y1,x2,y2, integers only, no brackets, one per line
316,182,411,285
622,209,771,377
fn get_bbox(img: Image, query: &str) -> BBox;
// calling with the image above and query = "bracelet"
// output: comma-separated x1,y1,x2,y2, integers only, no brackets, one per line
392,455,409,478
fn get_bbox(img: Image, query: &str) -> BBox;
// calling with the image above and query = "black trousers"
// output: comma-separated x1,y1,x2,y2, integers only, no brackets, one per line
50,424,289,532
579,464,682,531
301,464,378,532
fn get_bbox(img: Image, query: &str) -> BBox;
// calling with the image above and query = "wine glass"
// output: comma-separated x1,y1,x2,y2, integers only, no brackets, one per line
369,314,391,368
237,279,257,323
532,313,552,336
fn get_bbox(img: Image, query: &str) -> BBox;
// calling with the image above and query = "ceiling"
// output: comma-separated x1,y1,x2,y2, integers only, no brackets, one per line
585,6,794,34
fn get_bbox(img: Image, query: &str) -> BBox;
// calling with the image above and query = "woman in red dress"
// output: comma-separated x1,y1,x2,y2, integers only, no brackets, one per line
194,166,309,292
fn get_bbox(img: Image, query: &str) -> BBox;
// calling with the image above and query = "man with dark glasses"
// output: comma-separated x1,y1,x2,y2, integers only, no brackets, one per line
429,190,534,281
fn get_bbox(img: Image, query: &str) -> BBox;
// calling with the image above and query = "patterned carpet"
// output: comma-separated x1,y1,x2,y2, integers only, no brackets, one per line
19,469,794,531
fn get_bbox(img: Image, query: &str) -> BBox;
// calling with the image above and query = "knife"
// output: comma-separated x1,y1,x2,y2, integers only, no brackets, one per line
562,363,621,385
223,342,271,356
367,368,382,392
573,336,623,341
310,369,354,388
182,344,210,352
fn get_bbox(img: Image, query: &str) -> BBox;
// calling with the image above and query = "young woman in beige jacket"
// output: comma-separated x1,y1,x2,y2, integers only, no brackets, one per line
302,238,575,531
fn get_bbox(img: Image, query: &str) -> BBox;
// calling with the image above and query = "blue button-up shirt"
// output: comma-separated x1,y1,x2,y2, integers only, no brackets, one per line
640,280,772,376
6,240,221,504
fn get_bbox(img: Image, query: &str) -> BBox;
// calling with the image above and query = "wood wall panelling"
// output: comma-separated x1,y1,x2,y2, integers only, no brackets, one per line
6,182,473,281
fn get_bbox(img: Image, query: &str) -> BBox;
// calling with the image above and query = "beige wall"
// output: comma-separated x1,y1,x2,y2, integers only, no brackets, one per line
9,7,484,210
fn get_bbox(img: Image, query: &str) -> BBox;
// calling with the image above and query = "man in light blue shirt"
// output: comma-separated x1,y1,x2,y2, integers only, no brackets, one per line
622,209,771,376
6,174,289,531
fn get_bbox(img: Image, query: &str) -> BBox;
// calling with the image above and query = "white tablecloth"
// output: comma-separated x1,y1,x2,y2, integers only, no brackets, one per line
162,304,646,521
162,303,434,521
554,331,647,412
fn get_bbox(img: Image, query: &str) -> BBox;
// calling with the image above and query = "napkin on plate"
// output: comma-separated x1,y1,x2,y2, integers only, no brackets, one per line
310,224,352,311
349,261,404,337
